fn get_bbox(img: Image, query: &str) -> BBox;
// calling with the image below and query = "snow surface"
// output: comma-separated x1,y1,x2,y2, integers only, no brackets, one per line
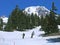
24,6,50,16
0,26,60,45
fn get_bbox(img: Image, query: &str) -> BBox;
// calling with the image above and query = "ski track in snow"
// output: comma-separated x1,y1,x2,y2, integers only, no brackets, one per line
0,26,60,45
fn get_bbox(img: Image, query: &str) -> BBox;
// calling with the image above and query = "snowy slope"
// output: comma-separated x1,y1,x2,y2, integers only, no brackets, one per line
24,6,50,16
0,26,60,45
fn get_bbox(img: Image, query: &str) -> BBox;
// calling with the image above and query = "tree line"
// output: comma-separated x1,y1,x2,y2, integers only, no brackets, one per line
4,5,40,31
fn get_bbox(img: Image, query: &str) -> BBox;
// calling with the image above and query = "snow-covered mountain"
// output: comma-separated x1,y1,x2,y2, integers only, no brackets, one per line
0,16,8,24
24,6,50,16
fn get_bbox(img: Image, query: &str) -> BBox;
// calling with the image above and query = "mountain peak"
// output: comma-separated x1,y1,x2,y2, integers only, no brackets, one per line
24,6,50,16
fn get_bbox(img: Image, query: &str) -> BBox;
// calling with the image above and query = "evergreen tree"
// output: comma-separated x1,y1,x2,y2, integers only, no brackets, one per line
30,13,35,28
36,15,41,26
4,15,13,31
4,5,21,31
49,2,58,33
34,14,39,26
17,12,27,31
0,18,3,30
40,15,45,31
40,15,49,33
43,15,51,34
57,15,60,25
41,2,59,34
25,14,33,29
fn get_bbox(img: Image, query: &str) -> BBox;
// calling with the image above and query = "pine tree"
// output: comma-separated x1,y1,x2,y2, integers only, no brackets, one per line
43,15,51,34
57,15,60,25
4,15,13,31
41,15,49,33
41,2,59,34
36,15,41,26
49,2,58,33
4,5,21,31
34,14,39,26
25,14,30,29
0,18,3,30
17,12,27,31
40,15,45,31
30,13,35,28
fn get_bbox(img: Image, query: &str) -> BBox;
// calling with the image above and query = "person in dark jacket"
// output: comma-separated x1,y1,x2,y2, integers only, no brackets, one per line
22,33,25,39
31,31,34,38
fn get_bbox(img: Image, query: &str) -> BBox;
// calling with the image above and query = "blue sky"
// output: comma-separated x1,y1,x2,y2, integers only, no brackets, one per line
0,0,60,17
